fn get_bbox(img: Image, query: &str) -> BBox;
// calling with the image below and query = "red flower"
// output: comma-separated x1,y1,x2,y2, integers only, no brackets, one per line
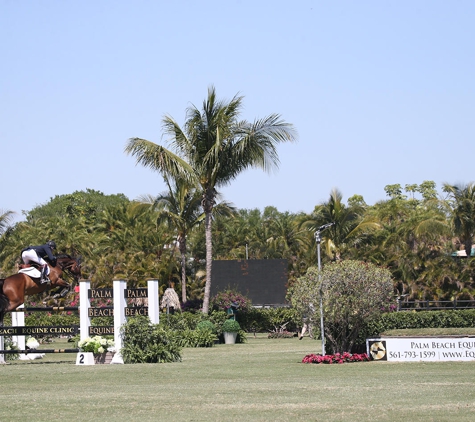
302,352,369,364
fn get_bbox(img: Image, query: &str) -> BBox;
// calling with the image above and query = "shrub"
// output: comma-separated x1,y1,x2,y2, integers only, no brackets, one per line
162,312,201,331
222,319,241,332
181,298,203,313
268,330,295,339
209,310,227,333
120,316,182,363
236,307,301,333
2,337,18,360
356,309,475,343
177,329,217,348
196,320,217,334
291,261,394,354
211,289,251,312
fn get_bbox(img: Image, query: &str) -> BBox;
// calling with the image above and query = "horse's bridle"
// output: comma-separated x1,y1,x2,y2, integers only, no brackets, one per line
58,257,82,281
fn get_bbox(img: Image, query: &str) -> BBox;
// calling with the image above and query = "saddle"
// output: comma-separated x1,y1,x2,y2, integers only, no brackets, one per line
18,266,42,279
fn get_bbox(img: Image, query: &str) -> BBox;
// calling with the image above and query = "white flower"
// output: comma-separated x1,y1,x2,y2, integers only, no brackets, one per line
78,335,114,353
26,337,40,349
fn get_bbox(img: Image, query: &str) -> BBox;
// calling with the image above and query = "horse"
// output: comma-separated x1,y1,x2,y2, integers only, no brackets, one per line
0,254,82,325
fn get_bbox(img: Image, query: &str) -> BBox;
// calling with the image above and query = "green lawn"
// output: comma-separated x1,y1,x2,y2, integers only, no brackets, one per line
1,335,475,421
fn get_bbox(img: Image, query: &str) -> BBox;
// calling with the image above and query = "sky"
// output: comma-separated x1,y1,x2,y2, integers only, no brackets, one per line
1,0,474,223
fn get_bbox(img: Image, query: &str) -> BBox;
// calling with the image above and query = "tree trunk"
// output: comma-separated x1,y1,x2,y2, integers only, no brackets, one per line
201,187,215,314
180,252,187,304
202,210,213,314
178,235,187,303
464,239,473,259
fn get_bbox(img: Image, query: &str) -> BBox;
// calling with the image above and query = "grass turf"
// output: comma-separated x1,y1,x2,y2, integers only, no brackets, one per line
1,334,475,421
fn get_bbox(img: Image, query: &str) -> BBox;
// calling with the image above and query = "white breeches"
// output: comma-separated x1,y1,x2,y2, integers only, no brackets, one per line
22,250,50,275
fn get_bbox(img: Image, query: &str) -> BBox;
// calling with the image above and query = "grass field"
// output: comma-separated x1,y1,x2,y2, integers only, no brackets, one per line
2,335,475,422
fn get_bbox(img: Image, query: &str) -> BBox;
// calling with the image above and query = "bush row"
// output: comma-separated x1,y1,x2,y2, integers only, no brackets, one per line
11,307,302,334
354,309,475,348
10,308,475,336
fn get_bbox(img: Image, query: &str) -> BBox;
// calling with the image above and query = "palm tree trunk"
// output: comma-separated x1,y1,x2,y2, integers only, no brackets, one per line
180,244,187,303
177,234,188,303
464,239,473,259
202,210,213,314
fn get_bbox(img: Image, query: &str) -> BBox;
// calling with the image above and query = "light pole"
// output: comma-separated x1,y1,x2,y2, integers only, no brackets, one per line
315,222,334,356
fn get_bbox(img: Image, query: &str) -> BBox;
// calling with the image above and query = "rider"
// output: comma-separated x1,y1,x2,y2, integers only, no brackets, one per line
21,241,57,284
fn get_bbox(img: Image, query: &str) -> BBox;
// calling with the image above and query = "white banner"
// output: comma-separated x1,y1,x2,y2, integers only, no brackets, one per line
366,337,475,362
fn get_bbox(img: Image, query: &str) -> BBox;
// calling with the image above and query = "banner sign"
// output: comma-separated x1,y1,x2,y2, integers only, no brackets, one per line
367,337,475,362
0,325,79,336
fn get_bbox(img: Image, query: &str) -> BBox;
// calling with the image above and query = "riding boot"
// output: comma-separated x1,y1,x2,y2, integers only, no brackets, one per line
41,265,50,284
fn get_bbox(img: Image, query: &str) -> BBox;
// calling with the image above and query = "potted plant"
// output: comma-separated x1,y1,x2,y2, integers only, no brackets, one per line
222,319,241,344
78,335,115,364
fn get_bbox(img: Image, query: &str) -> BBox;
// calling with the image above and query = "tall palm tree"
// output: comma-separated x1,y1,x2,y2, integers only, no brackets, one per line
125,86,297,312
443,183,475,258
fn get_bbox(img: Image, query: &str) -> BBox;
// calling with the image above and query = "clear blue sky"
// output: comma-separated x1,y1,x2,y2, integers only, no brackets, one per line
1,1,474,222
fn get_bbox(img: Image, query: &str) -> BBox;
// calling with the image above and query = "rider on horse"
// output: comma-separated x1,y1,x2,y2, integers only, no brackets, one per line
21,240,57,284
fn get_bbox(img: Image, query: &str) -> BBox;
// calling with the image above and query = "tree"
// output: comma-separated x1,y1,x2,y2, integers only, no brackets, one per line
125,86,297,313
265,210,311,260
301,188,376,261
140,177,205,302
290,261,394,354
363,183,451,300
0,209,15,237
0,209,15,276
443,182,475,258
92,201,171,288
26,189,128,224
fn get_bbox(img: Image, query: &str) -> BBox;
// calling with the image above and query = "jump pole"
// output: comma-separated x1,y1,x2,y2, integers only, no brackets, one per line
12,304,27,360
110,279,126,364
79,280,91,342
147,279,159,324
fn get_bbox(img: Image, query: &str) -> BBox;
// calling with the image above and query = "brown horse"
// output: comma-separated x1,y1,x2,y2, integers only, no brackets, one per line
0,254,82,324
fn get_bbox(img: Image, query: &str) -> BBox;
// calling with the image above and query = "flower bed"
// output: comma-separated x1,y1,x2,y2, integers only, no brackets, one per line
302,352,370,364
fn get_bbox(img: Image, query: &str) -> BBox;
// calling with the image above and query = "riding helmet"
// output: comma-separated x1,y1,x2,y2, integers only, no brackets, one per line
47,240,57,250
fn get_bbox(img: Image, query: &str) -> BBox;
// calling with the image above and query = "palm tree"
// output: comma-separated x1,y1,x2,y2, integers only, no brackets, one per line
265,210,311,260
140,177,204,302
125,86,297,313
0,209,15,236
443,183,475,258
90,201,171,287
301,189,375,260
363,188,451,300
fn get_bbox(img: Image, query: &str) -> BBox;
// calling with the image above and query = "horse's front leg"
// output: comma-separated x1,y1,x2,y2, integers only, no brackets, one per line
50,279,71,299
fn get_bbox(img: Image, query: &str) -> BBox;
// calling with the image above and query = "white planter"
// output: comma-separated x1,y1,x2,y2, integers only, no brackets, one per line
223,332,237,344
76,352,95,365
